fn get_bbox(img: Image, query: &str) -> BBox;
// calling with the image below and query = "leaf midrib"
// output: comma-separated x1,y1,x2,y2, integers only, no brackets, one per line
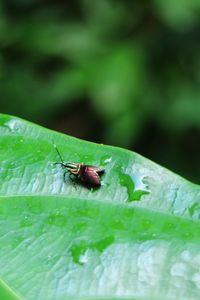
0,194,199,227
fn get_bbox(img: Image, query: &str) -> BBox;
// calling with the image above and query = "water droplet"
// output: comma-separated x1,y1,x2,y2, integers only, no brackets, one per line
124,208,134,219
185,232,193,240
70,236,114,265
117,166,150,202
79,250,89,264
163,222,175,233
100,155,112,166
28,202,41,213
111,219,125,230
47,213,66,227
82,206,98,217
142,219,152,229
72,221,87,233
90,236,114,252
70,241,88,265
20,215,32,227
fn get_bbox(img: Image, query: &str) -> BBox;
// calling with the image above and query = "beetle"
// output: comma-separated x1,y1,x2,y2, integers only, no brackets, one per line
53,144,105,187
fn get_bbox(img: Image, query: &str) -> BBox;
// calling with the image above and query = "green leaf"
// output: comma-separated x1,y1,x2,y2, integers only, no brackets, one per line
0,278,20,300
0,114,200,300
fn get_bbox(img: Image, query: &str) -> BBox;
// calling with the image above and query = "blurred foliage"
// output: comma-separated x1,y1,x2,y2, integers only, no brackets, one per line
0,0,200,182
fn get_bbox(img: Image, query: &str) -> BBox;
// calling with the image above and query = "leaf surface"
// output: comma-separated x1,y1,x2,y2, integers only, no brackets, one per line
0,114,200,300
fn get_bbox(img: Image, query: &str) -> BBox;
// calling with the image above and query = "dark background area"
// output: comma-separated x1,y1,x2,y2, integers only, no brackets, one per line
0,0,200,183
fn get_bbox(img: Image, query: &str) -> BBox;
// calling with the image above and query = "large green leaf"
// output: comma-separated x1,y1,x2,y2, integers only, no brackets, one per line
0,114,200,300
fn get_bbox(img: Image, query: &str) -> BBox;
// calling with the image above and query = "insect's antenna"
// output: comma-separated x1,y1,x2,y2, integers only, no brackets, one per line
53,142,64,164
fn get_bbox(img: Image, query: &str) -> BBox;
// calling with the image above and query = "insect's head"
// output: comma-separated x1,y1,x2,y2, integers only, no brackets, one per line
65,162,80,174
53,143,80,174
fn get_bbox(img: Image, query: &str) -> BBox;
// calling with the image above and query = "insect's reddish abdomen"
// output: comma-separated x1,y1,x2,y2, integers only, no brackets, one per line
79,165,104,187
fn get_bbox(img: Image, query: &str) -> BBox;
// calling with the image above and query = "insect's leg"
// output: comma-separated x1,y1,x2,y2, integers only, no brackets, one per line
63,172,68,182
63,172,76,185
69,173,75,181
69,173,78,189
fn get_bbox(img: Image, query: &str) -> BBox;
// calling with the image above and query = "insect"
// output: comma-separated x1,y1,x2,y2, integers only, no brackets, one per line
53,144,105,187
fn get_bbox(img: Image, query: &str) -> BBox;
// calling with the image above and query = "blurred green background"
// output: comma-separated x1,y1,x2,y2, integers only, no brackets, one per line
0,0,200,183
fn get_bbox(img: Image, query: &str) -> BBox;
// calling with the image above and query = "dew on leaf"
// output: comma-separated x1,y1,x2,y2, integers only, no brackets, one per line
20,215,33,228
70,236,114,265
111,219,125,230
48,213,66,227
100,155,112,166
151,233,157,238
70,241,88,265
185,232,193,240
79,250,89,264
72,221,87,234
28,202,41,214
163,222,175,233
142,219,152,229
117,166,150,202
90,235,114,252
